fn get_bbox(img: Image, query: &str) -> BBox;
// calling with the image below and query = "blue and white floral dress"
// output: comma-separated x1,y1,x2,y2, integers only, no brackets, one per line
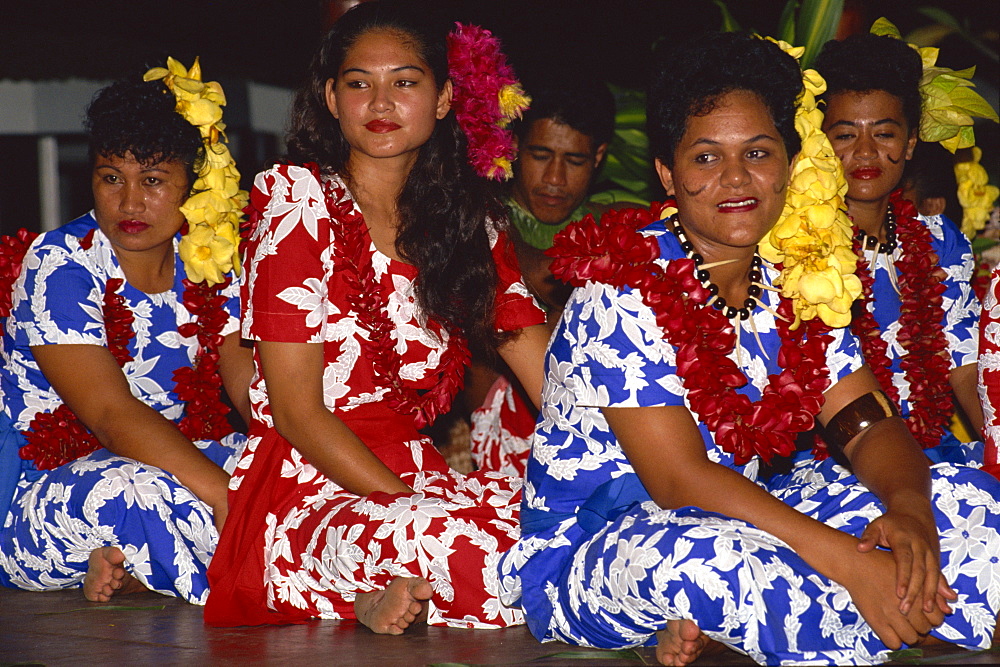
497,218,1000,665
862,213,981,463
0,213,246,603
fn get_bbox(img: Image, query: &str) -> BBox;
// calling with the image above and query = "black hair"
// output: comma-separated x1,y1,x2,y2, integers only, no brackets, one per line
85,77,203,185
813,33,923,133
647,31,802,168
286,0,508,354
903,141,961,222
513,80,616,149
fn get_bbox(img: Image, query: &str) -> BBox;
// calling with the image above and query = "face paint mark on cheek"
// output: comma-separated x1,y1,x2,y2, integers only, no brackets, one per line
886,153,903,165
682,182,707,197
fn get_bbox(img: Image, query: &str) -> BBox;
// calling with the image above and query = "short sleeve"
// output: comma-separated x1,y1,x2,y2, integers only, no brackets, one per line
15,240,106,347
219,275,241,337
930,214,980,369
491,229,545,332
241,164,334,344
551,281,683,410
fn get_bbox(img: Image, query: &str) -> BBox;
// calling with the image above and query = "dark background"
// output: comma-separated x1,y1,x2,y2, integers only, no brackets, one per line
1,0,994,89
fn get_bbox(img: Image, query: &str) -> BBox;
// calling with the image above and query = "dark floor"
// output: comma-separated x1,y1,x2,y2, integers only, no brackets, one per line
1,587,997,666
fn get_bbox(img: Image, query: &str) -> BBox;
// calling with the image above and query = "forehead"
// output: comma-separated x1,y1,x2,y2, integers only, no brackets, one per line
680,90,780,144
341,29,428,72
823,90,907,125
521,118,595,154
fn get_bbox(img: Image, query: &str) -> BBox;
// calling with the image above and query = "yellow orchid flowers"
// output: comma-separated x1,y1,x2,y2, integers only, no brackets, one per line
956,147,1000,238
758,39,862,329
871,18,999,153
144,57,246,285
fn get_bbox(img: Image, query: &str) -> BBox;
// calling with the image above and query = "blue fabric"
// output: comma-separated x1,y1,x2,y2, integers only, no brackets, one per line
496,214,1000,665
0,215,245,601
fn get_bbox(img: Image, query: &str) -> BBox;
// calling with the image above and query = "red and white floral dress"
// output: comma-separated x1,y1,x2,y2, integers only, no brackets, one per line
977,264,1000,480
205,164,544,628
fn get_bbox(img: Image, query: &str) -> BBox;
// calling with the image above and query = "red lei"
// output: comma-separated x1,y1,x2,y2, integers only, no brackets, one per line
13,229,233,470
849,190,952,449
321,172,469,429
547,203,834,466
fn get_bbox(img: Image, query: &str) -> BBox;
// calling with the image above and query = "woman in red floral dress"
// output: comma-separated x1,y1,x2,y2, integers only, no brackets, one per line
205,2,548,634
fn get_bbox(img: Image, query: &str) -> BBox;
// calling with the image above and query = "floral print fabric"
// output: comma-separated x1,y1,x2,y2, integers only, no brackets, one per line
0,214,245,601
497,221,1000,665
205,164,544,628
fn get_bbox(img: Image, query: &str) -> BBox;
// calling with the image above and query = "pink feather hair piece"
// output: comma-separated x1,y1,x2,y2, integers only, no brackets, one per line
446,23,530,180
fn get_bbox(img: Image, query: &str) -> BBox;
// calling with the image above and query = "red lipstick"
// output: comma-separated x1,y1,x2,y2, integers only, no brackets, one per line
365,119,401,133
716,197,759,213
851,167,882,180
118,220,150,234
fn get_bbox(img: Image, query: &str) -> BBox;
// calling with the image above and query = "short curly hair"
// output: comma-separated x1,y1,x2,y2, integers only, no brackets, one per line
513,81,616,149
813,33,923,132
85,78,203,185
647,31,802,168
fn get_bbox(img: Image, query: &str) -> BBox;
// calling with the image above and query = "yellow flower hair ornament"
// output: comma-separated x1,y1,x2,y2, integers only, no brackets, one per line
956,147,1000,237
144,57,247,284
758,39,862,329
871,18,999,153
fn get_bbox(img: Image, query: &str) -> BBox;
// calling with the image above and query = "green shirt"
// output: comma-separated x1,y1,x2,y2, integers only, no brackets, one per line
506,197,589,250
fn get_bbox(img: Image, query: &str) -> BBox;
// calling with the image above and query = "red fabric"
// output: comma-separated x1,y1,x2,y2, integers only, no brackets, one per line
206,165,536,627
978,266,1000,482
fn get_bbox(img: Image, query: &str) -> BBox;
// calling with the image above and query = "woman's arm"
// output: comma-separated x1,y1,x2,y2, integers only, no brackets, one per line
32,343,230,526
950,362,983,436
256,340,412,496
602,365,944,648
496,323,551,410
218,332,254,427
833,367,956,617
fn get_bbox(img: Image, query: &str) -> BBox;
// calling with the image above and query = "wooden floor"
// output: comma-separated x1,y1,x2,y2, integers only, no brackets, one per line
1,587,997,666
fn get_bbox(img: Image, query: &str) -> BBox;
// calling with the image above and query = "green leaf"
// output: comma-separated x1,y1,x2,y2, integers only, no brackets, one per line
590,189,652,206
777,0,799,43
796,0,845,67
712,0,741,32
949,87,1000,121
885,645,1000,664
915,6,962,31
870,17,902,39
904,24,955,47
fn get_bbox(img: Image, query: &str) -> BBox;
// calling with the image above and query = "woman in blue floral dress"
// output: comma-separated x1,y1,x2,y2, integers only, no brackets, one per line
0,71,251,604
497,32,1000,666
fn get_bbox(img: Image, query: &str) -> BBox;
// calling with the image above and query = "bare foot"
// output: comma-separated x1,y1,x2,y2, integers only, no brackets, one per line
353,576,433,635
656,619,710,666
83,546,146,602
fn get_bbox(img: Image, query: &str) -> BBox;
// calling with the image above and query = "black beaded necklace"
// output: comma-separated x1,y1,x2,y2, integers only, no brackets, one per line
668,214,763,321
855,203,897,254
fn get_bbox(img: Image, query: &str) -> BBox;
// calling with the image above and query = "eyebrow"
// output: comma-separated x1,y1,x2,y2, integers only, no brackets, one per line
524,144,592,159
342,65,426,75
826,118,903,129
94,163,171,174
688,133,779,147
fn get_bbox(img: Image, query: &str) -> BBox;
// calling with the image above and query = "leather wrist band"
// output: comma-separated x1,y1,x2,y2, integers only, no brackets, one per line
822,390,900,457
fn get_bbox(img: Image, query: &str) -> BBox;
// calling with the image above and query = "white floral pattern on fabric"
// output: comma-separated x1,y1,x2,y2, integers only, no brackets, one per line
0,214,245,601
497,221,1000,665
210,163,544,628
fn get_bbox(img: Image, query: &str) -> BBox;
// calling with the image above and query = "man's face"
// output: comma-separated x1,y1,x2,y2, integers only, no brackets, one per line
511,118,606,225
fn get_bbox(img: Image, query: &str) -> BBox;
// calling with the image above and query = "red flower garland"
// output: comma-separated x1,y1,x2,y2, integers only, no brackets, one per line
849,190,952,449
16,235,233,470
548,204,834,465
0,229,39,318
323,174,470,429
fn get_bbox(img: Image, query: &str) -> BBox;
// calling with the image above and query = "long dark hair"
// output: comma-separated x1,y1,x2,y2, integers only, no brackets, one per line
286,0,508,354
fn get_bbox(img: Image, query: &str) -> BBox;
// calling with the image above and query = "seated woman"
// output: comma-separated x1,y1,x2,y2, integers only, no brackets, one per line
0,63,251,604
815,33,983,461
497,32,999,666
204,1,548,633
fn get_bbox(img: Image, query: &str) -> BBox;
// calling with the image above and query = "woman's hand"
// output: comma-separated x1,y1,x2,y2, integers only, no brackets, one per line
857,509,956,616
842,547,945,648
